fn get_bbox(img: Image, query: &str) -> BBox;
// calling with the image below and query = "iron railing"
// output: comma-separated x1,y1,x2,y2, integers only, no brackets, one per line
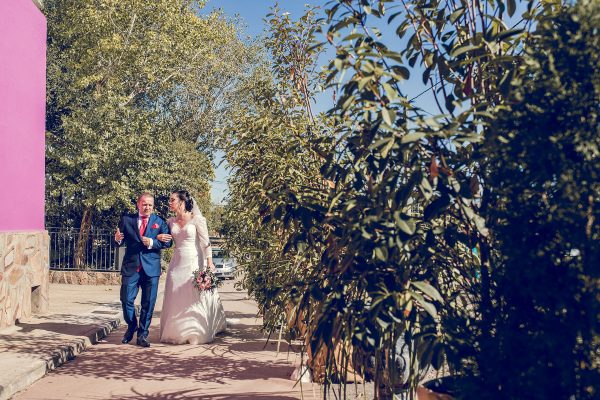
49,227,121,271
49,227,225,271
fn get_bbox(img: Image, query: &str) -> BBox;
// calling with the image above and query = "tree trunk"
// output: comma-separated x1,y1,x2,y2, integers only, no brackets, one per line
74,207,93,269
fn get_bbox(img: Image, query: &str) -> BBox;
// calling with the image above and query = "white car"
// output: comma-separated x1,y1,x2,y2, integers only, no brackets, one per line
212,247,236,280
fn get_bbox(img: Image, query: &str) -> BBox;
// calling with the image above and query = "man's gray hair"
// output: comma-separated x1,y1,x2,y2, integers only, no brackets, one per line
138,192,154,201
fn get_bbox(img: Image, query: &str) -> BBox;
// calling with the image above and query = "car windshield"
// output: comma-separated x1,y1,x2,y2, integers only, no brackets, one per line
212,249,226,259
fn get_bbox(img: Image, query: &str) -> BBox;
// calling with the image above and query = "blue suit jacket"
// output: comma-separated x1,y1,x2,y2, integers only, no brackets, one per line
117,213,172,277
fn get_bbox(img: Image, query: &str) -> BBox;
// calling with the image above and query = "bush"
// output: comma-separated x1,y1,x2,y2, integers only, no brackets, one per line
475,2,600,398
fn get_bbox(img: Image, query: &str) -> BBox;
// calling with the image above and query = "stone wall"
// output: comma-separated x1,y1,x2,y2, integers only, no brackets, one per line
0,231,49,328
49,271,121,285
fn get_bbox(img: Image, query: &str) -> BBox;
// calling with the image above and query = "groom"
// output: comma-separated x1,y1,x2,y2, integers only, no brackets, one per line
114,192,171,347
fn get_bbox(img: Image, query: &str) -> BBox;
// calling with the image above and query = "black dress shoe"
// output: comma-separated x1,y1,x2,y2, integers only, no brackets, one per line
122,329,135,344
137,336,150,348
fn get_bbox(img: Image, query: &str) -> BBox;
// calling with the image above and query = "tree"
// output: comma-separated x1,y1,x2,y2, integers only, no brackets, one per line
256,0,545,396
220,5,331,344
207,203,225,236
478,1,600,397
45,0,259,266
222,0,598,398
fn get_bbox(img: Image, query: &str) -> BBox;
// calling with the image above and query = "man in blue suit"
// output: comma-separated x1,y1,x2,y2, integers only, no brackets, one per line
115,192,171,347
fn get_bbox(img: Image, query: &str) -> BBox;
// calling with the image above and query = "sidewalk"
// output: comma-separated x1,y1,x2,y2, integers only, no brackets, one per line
0,284,123,400
0,280,320,400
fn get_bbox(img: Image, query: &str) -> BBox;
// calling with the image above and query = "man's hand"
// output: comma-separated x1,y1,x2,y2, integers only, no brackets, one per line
157,233,172,243
141,236,152,247
115,228,124,242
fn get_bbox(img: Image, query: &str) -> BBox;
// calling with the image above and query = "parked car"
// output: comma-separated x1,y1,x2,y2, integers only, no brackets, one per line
212,247,236,280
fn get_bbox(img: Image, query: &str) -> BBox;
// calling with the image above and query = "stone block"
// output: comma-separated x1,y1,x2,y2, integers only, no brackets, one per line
0,231,49,328
48,270,121,285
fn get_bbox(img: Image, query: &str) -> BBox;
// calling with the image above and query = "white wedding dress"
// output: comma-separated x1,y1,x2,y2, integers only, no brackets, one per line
159,216,226,344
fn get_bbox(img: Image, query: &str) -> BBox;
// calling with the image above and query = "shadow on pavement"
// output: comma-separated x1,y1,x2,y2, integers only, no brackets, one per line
0,330,88,358
46,325,296,385
113,388,300,399
225,311,258,320
47,347,295,384
15,314,115,334
71,300,121,308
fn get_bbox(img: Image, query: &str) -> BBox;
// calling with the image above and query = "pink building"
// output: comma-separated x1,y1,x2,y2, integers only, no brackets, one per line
0,0,49,328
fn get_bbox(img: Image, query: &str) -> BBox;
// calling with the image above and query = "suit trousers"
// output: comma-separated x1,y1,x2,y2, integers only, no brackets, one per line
120,268,160,338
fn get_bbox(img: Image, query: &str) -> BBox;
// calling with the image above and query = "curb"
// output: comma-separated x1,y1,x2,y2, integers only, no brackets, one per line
0,313,122,400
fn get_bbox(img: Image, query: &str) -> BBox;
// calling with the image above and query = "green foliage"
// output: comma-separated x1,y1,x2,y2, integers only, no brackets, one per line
222,0,598,398
265,3,324,121
207,203,225,236
220,5,329,334
262,0,546,395
45,0,259,229
474,1,600,397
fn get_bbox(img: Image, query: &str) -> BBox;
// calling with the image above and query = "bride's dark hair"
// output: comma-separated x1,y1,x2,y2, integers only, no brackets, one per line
173,190,194,212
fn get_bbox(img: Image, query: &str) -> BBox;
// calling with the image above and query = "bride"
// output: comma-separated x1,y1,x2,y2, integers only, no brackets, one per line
156,189,226,344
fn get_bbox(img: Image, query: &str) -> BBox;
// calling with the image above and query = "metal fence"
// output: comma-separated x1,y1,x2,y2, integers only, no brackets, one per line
49,227,227,271
49,227,122,271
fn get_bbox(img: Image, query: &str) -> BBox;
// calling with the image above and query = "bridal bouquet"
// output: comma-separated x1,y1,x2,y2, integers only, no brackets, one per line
192,268,220,293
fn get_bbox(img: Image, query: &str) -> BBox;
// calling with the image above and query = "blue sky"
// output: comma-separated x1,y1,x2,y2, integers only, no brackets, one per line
206,0,329,37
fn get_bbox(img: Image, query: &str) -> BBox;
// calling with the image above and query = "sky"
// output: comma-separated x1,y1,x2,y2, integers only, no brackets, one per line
206,0,329,37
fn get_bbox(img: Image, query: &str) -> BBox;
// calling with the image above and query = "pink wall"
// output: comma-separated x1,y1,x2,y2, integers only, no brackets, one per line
0,0,47,231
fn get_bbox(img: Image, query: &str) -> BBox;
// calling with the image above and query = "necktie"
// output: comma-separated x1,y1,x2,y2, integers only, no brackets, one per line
138,215,149,272
139,215,149,236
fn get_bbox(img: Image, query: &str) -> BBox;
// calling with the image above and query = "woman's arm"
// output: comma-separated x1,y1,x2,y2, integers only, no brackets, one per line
194,215,214,270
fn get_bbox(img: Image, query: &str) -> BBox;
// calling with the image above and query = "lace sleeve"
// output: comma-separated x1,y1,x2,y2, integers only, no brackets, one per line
194,215,212,263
